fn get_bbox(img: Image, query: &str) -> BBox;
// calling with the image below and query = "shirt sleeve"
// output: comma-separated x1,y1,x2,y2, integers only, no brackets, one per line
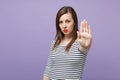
43,40,55,77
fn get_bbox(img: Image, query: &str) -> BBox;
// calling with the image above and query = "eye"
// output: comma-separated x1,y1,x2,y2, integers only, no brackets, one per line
59,21,63,24
66,20,70,23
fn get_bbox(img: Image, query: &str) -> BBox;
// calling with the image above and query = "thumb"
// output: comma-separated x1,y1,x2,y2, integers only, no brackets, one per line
77,31,81,39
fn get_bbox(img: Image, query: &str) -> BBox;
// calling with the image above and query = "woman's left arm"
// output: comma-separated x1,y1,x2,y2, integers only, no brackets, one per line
77,19,92,52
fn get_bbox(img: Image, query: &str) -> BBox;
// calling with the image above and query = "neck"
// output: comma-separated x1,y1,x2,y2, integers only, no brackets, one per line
63,35,72,41
60,37,72,46
59,34,73,46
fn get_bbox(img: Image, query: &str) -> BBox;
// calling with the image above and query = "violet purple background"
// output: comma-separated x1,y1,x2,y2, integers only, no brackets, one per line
0,0,120,80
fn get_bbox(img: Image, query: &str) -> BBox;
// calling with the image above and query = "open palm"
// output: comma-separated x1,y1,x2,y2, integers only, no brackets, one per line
77,19,92,49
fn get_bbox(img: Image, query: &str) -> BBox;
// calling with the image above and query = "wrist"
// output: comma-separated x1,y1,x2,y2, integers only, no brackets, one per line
79,46,89,53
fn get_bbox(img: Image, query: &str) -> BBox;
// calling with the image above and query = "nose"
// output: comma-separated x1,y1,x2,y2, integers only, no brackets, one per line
63,22,67,28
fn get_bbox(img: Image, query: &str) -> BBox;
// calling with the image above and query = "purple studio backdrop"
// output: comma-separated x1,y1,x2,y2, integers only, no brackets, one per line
0,0,120,80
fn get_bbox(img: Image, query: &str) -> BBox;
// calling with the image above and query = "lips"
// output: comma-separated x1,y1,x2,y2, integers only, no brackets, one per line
63,29,68,33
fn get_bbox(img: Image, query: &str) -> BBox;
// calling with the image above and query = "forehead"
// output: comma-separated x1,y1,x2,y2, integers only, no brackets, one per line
59,13,73,21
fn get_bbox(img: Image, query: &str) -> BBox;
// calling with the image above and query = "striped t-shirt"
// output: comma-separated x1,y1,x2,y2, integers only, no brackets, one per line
44,40,88,80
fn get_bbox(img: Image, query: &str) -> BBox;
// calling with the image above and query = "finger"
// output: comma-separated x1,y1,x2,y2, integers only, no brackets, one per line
87,24,90,33
86,22,89,33
83,19,86,32
88,25,92,35
80,20,83,32
81,19,86,32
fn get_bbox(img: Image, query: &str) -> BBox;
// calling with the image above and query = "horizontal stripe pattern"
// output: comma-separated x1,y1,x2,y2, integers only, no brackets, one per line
44,41,87,80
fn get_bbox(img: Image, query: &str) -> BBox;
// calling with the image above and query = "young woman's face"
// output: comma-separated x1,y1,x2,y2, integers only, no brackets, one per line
59,12,75,36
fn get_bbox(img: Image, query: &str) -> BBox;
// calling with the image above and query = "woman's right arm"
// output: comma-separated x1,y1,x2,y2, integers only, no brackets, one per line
42,52,51,80
42,41,55,80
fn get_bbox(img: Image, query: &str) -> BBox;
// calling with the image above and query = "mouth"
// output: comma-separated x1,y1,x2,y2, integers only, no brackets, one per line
63,29,68,33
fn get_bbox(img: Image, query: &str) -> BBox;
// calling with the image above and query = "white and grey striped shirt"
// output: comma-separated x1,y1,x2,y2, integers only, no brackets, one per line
44,40,88,80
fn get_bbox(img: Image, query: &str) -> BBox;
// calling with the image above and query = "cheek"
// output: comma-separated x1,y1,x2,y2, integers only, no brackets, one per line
59,24,63,29
70,27,74,32
68,24,74,31
59,26,63,31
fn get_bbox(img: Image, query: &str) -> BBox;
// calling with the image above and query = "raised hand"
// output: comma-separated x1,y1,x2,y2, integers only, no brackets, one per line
77,19,92,49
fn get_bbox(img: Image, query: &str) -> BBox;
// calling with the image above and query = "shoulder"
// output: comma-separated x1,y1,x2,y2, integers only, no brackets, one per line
49,40,56,49
50,40,56,45
69,40,80,51
72,40,80,46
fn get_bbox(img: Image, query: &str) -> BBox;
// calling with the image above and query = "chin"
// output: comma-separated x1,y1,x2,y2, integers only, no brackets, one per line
63,33,71,35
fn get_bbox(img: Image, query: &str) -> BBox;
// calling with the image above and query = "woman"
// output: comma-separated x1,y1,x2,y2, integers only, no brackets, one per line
43,6,92,80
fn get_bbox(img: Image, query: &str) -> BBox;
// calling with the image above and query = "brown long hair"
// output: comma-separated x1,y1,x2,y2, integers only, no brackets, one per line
53,6,78,52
